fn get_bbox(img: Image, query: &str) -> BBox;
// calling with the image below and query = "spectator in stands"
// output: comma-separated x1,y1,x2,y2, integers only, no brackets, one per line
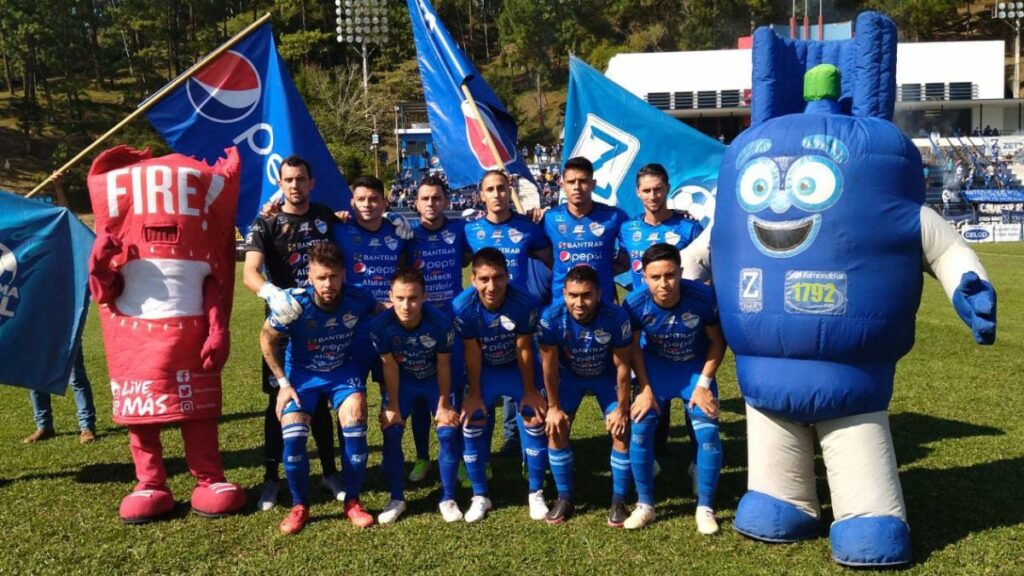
983,125,992,136
942,188,952,216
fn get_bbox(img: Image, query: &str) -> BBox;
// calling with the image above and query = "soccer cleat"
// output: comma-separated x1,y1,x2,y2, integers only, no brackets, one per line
23,428,55,444
378,499,407,524
279,505,309,535
439,499,463,523
688,462,698,497
320,474,346,502
464,495,492,523
344,499,375,528
528,490,549,520
624,504,656,530
409,459,432,482
652,459,662,478
545,499,575,525
607,502,629,527
695,505,719,535
257,479,279,512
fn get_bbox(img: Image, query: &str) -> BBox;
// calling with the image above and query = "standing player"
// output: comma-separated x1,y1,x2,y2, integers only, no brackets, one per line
405,175,469,483
370,269,463,523
537,265,633,526
454,248,550,522
617,163,707,478
464,170,552,457
543,156,630,303
259,243,380,534
243,155,344,511
623,244,726,533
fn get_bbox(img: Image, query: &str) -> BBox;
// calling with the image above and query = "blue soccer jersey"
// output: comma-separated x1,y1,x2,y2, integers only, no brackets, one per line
269,284,378,386
453,284,540,369
369,305,456,382
409,218,466,308
618,212,704,291
623,281,719,376
464,213,549,292
543,203,628,303
537,301,632,381
332,220,409,303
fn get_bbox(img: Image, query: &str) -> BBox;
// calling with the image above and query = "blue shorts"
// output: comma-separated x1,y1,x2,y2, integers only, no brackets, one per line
382,377,461,419
643,356,718,405
479,362,542,410
281,367,366,416
559,375,619,416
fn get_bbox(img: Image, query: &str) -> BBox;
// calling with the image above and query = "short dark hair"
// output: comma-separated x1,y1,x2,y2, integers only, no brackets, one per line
471,247,508,273
281,155,313,179
564,264,599,288
418,175,448,197
641,242,681,269
308,241,344,271
478,169,509,189
564,156,594,179
350,175,385,196
390,267,426,290
636,163,669,188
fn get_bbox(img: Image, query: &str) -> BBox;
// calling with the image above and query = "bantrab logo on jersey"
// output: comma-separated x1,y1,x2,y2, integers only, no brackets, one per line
568,114,640,206
187,51,261,124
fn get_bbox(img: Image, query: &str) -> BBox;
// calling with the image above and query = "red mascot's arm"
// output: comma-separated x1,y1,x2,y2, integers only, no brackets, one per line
199,274,231,372
88,229,124,304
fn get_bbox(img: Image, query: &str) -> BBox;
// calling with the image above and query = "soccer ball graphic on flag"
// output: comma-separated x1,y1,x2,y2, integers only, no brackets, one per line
0,242,16,283
668,184,716,228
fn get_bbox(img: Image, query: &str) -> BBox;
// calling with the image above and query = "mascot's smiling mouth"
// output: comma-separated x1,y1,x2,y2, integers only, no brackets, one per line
747,214,821,258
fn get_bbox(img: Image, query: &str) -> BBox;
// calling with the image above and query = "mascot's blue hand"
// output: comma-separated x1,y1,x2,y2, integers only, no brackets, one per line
953,272,997,345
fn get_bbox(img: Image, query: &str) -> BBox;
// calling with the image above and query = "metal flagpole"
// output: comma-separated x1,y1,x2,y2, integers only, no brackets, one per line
26,13,273,198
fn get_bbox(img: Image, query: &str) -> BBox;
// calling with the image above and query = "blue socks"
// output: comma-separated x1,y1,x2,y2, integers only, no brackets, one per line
411,397,431,461
690,408,722,508
462,418,490,496
610,448,632,503
630,412,658,506
341,423,369,502
520,419,549,493
382,424,406,501
436,425,461,501
282,422,310,506
548,447,574,500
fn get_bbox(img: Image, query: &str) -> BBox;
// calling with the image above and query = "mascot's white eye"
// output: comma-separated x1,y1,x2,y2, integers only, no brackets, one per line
786,156,842,211
737,157,779,212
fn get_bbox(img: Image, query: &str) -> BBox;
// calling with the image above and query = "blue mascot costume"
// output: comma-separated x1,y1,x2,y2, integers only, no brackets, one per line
711,12,997,567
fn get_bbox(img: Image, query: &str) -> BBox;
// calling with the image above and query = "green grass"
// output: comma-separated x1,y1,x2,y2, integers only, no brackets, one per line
1,243,1022,575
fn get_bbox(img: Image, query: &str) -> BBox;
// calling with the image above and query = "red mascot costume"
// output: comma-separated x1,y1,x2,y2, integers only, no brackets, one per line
87,145,246,523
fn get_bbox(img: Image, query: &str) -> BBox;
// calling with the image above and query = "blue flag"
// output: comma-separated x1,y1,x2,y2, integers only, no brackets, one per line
563,57,726,219
407,0,533,189
145,24,348,234
0,190,94,394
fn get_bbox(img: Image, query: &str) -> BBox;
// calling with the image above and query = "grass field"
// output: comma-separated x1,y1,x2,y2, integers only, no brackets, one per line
0,243,1022,575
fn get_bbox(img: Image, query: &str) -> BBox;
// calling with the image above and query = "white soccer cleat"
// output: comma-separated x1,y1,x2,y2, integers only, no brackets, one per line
528,490,549,521
257,479,279,512
439,499,463,523
320,474,346,502
695,505,719,535
623,504,656,530
378,499,407,524
464,495,492,523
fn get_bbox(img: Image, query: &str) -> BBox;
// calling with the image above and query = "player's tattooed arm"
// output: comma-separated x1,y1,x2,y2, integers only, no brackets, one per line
530,246,554,268
629,333,659,422
612,247,630,275
260,321,299,419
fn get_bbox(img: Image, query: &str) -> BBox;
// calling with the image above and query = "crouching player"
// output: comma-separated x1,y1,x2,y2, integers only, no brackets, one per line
371,268,463,523
454,247,549,522
260,242,381,534
622,243,726,533
537,265,633,526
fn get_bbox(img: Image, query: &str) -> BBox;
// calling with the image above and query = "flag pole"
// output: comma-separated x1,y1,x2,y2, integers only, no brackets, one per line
26,12,273,198
460,84,526,214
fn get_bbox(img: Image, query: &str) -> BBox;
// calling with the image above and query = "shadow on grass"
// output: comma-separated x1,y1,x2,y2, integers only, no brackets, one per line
890,412,1004,466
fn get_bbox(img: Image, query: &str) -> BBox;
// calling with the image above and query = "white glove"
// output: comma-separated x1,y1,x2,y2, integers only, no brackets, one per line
258,283,303,325
385,211,414,240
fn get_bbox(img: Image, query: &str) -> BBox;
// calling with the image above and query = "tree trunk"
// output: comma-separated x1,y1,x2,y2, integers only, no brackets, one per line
0,19,14,96
535,68,544,132
84,0,107,86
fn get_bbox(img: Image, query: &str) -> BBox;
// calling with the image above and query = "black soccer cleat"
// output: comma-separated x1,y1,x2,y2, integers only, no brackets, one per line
607,501,629,527
545,498,575,525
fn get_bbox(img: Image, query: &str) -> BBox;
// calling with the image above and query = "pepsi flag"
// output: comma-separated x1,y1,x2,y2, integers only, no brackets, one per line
563,57,726,218
145,24,348,234
408,0,533,189
0,190,94,394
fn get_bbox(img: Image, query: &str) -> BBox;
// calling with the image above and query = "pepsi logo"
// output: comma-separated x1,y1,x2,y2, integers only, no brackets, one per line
287,252,301,266
187,51,261,124
559,250,571,262
413,258,425,270
354,262,367,274
632,260,643,272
